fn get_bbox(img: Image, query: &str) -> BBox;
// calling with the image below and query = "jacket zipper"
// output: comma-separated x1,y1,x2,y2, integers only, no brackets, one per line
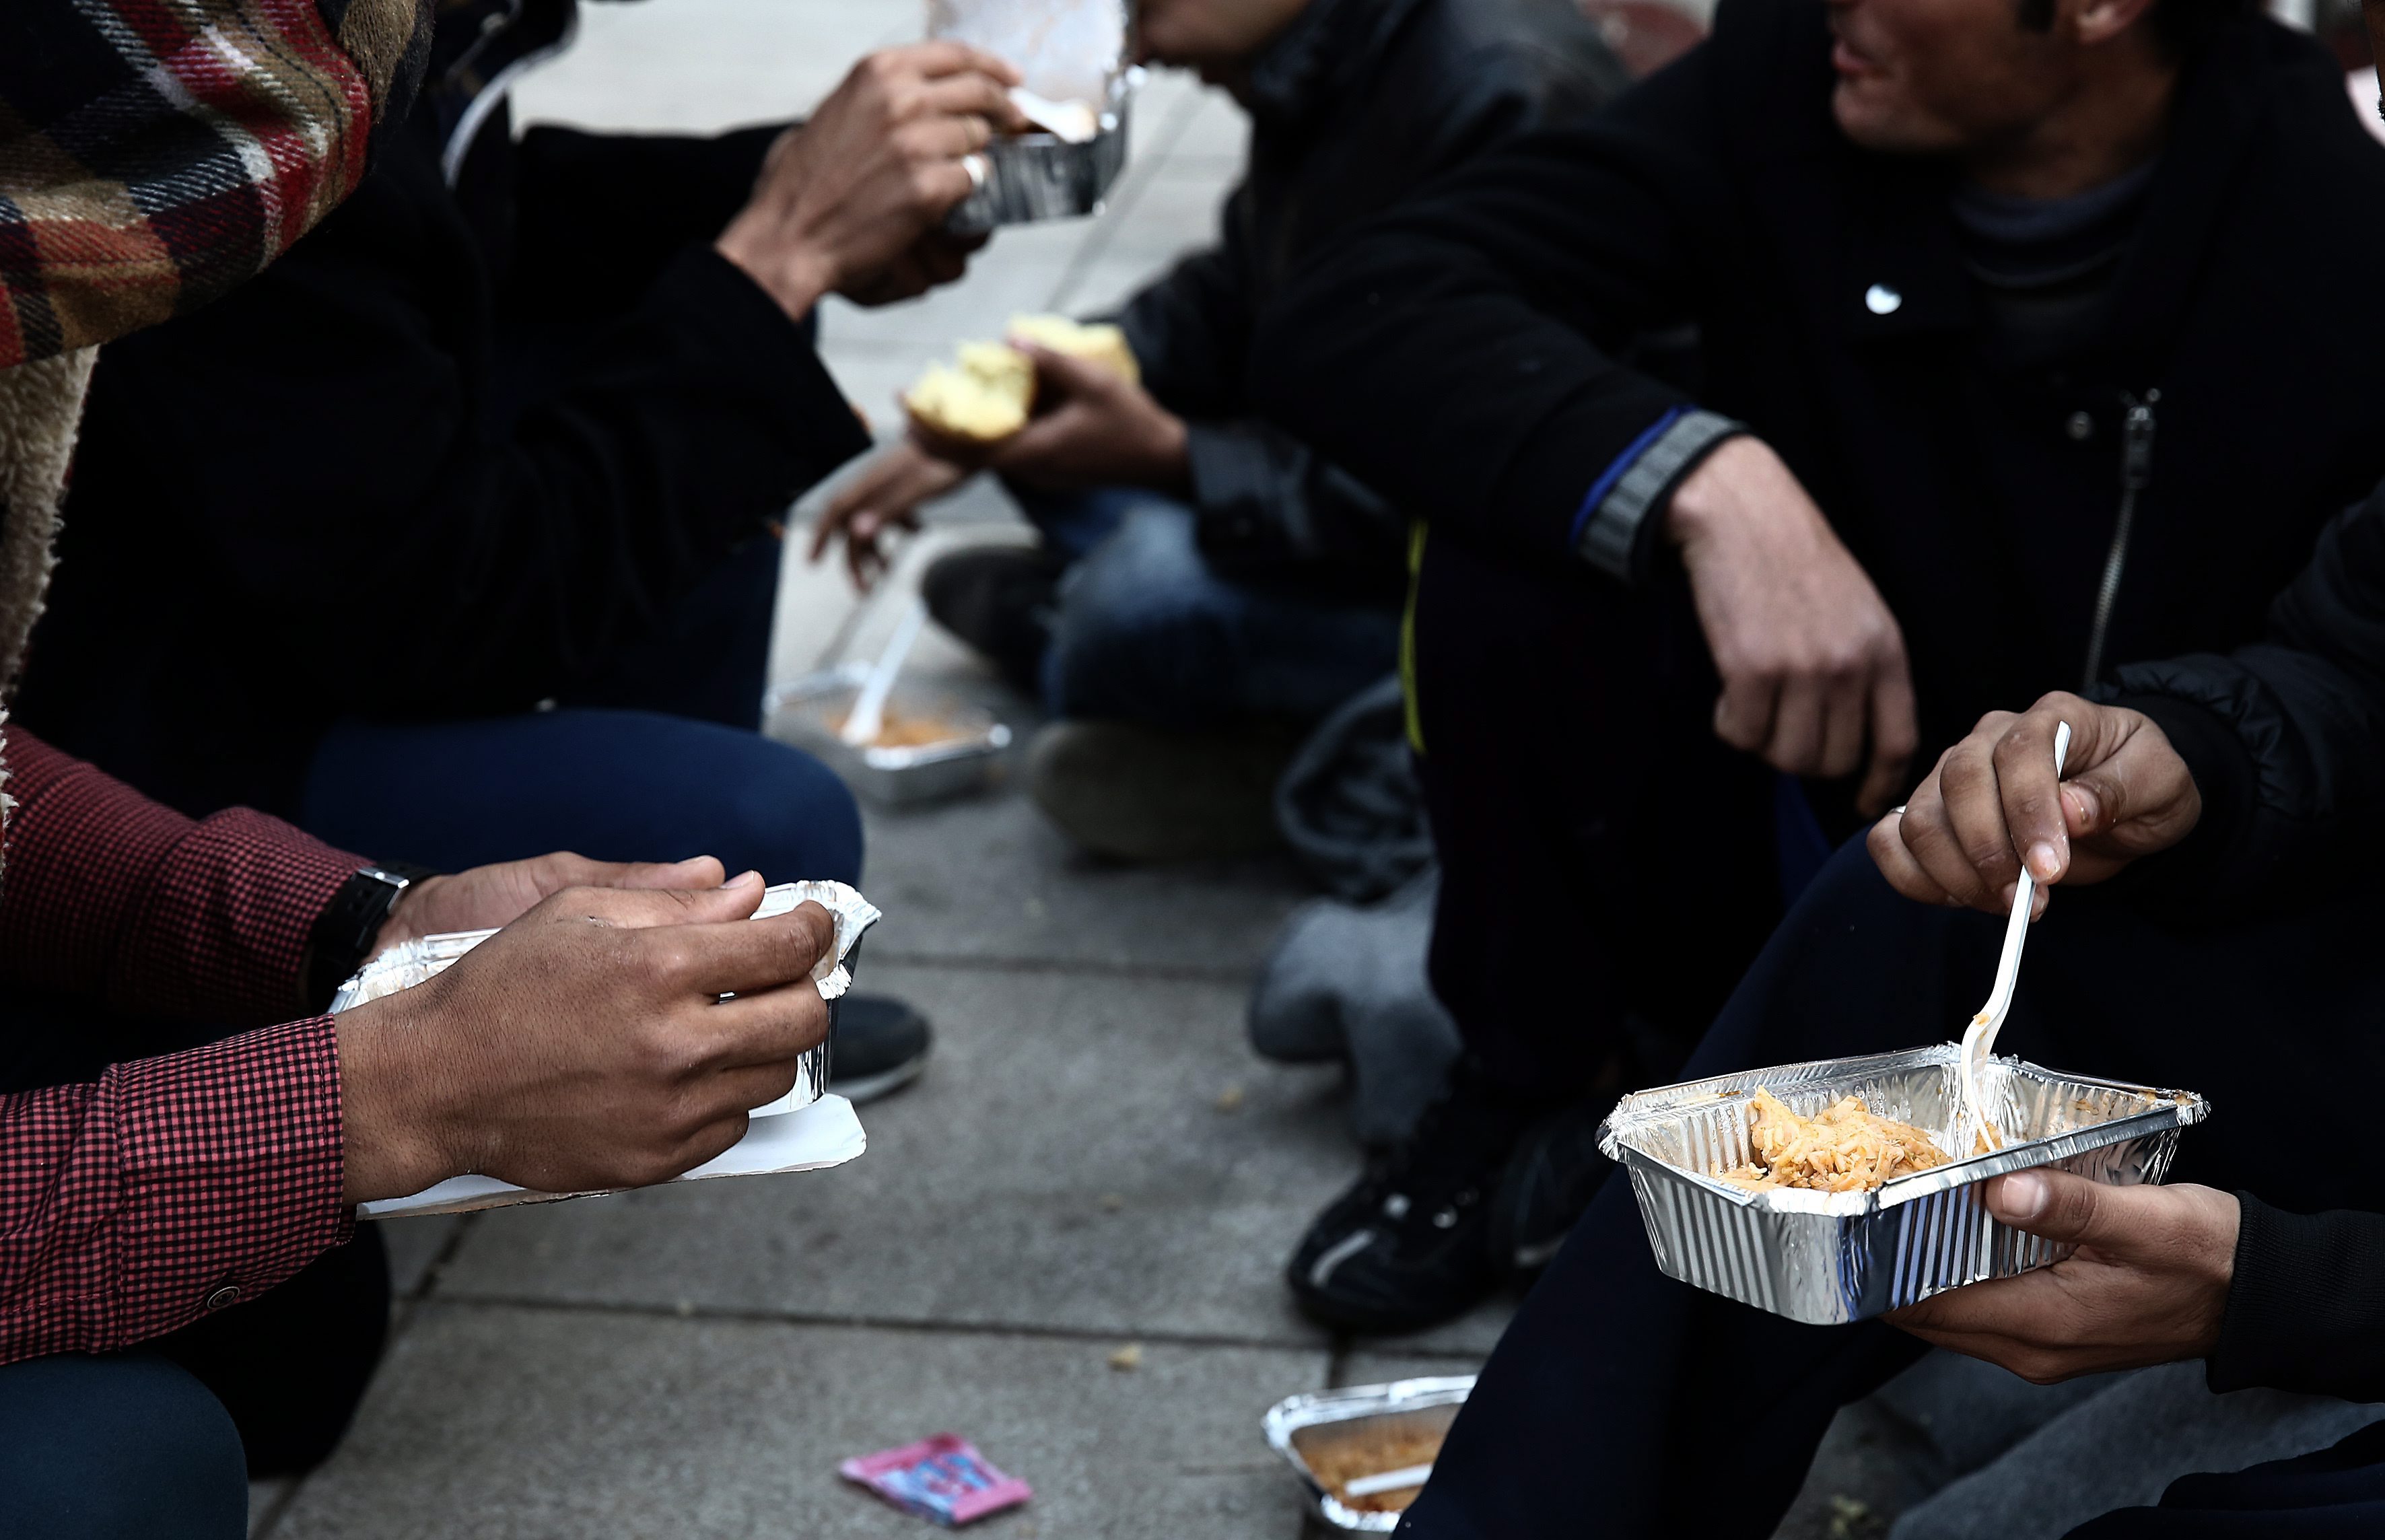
2081,389,2159,689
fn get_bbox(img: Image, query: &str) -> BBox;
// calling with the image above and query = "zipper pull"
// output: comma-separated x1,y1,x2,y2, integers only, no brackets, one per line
2119,388,2159,493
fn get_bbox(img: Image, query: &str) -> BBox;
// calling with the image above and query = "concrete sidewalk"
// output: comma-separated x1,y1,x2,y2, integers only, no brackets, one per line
248,8,1928,1534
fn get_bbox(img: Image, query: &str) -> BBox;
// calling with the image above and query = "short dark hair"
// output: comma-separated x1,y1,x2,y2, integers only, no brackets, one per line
2014,0,2258,56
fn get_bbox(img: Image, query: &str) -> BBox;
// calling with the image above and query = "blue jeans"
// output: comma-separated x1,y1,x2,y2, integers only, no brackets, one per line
297,535,861,884
1025,489,1402,727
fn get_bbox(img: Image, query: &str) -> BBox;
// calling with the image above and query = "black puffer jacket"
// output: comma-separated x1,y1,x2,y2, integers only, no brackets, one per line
1251,0,2385,782
2108,481,2385,917
1117,0,1624,596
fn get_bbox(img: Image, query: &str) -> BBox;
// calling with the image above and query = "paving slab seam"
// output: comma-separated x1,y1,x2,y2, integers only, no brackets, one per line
423,1290,1338,1354
861,949,1261,983
409,1210,483,1301
248,1473,303,1538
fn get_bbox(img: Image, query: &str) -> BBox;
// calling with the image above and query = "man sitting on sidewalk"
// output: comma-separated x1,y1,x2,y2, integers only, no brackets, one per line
1395,464,2385,1535
17,2,1028,1100
810,0,1624,862
1248,0,2385,1331
0,11,841,1535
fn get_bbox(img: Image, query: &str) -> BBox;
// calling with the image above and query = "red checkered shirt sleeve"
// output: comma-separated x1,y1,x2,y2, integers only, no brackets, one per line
0,728,362,1360
1,1018,351,1362
0,728,361,1022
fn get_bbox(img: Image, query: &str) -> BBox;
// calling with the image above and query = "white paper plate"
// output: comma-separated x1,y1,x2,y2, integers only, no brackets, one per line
359,1094,868,1219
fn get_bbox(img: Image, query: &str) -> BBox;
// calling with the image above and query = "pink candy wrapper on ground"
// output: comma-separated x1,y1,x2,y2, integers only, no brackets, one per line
839,1434,1033,1526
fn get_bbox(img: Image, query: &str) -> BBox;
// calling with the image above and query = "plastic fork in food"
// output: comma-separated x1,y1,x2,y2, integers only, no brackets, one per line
1957,720,2071,1157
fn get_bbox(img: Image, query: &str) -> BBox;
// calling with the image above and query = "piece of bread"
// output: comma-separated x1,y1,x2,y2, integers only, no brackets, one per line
902,314,1140,443
903,340,1037,443
1003,313,1139,384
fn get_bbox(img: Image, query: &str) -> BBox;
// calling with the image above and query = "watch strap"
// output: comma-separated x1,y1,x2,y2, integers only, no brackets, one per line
305,860,441,1009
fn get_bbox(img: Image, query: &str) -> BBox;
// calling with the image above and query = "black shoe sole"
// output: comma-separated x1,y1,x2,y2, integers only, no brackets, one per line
831,1049,930,1107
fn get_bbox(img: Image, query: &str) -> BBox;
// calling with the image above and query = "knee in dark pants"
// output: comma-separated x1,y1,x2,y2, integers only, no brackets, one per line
156,1224,391,1477
715,738,864,886
1045,506,1239,722
0,1353,247,1540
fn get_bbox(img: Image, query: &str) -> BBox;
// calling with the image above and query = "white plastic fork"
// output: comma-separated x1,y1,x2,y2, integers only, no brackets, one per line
1957,720,2071,1157
839,597,928,748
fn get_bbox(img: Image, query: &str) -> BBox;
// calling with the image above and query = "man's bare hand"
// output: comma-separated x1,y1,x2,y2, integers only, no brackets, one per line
989,344,1189,492
1868,693,2201,917
1888,1170,2238,1382
716,43,1026,320
1667,437,1918,814
338,874,835,1203
810,441,968,589
374,853,727,954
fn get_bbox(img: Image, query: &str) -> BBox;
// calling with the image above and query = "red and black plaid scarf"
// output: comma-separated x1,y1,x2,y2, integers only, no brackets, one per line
0,0,435,369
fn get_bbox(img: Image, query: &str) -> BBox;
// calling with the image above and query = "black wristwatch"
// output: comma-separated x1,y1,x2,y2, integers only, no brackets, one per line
304,861,442,1009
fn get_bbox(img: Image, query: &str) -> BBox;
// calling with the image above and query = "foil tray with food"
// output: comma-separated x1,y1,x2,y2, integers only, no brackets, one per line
1264,1376,1472,1532
1597,1043,2209,1325
767,664,1012,805
928,0,1135,230
334,880,880,1218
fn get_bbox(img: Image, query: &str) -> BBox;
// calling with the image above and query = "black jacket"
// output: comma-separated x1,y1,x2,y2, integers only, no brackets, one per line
1117,0,1622,593
20,96,866,817
2040,413,2385,1405
1250,0,2385,778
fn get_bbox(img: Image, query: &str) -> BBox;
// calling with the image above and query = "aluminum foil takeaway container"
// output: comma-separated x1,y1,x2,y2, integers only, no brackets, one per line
767,664,1011,806
928,0,1135,230
1264,1376,1474,1533
1597,1043,2209,1325
331,880,881,1120
945,83,1134,232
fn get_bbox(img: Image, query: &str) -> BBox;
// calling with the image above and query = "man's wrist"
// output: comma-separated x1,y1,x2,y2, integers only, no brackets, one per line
714,226,837,321
374,874,450,954
1574,408,1747,582
306,862,440,1008
336,993,458,1205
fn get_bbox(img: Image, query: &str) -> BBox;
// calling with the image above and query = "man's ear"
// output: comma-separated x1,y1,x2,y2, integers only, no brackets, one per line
2071,0,2159,46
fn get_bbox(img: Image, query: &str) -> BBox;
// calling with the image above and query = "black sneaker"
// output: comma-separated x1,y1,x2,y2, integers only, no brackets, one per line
921,545,1068,695
828,994,932,1105
1486,1093,1624,1281
1286,1084,1531,1334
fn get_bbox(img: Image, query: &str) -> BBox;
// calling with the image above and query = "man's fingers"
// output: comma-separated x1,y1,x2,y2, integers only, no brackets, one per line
1762,678,1826,773
1712,672,1781,755
604,856,728,893
918,70,1027,129
561,872,769,930
1939,734,2023,905
1859,665,1919,816
1868,813,1952,905
900,40,1021,87
1897,777,1994,908
648,901,839,998
701,989,835,1072
1980,1170,2137,1249
1816,675,1869,781
866,40,1020,89
1990,705,2082,883
1012,341,1119,400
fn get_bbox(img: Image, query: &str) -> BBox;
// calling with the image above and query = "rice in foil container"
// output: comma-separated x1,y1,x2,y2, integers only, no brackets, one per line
331,880,881,1121
1264,1376,1473,1533
1597,1043,2208,1325
767,664,1012,806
